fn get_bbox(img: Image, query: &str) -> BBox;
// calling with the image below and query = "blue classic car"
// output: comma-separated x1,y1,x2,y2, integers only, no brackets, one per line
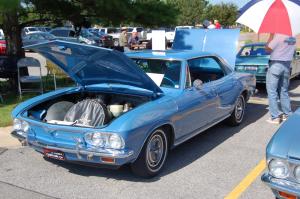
235,43,300,83
262,109,300,199
11,29,256,177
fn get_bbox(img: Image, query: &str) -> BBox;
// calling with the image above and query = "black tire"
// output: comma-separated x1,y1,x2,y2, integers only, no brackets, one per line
226,94,245,126
131,128,168,178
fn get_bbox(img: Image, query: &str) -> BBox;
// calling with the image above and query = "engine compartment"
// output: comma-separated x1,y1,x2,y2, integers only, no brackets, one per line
26,91,150,127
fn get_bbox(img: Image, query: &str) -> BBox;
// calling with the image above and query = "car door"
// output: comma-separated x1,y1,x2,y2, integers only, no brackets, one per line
203,57,239,119
174,59,219,139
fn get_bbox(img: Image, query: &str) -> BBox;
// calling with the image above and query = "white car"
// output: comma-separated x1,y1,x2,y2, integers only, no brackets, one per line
0,29,4,39
23,27,41,35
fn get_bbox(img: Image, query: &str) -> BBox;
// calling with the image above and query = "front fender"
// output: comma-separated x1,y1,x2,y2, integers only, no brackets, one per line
105,96,178,162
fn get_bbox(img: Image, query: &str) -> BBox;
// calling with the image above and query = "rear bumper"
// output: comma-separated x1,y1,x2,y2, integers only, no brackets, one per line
261,173,300,198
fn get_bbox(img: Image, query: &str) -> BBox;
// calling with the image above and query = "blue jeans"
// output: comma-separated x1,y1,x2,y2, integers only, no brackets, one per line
266,61,292,119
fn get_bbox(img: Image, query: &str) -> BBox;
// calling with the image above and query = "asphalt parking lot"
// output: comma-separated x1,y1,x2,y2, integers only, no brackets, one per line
1,81,300,199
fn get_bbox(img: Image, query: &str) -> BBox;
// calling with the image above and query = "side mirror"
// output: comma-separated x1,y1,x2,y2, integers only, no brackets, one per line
193,79,203,90
296,51,300,56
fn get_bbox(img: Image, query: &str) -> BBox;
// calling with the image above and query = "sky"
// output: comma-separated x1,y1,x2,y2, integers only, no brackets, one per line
209,0,250,8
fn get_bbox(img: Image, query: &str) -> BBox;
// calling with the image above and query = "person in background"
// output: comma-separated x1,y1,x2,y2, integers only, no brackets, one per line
128,31,140,50
207,21,216,29
265,33,296,124
118,27,128,52
214,20,221,29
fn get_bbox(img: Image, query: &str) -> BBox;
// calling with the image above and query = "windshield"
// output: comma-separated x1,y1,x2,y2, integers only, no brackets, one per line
42,33,55,39
238,45,270,57
132,58,181,89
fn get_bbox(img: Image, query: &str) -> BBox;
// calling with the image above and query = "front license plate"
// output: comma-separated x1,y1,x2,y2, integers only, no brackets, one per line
43,148,65,160
245,66,257,71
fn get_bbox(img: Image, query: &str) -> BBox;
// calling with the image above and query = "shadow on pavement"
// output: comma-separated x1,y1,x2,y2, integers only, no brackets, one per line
43,103,268,182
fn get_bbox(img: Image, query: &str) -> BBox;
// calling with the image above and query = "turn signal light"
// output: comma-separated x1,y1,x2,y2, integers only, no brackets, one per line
101,157,115,164
278,191,296,199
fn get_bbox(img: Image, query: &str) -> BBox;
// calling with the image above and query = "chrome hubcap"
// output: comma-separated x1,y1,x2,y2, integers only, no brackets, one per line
235,97,244,121
146,134,164,168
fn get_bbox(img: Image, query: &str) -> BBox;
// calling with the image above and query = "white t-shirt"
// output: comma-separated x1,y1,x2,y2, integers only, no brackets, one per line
268,33,296,61
207,24,216,29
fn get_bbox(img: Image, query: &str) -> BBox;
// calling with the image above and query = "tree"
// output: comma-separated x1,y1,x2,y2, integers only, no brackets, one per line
203,3,238,27
0,0,177,58
167,0,208,26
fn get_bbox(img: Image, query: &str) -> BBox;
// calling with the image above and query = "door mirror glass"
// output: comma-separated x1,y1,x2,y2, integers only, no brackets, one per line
193,79,203,90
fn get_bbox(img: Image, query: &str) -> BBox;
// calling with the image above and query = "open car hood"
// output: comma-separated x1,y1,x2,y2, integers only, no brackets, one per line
172,29,240,67
24,40,162,94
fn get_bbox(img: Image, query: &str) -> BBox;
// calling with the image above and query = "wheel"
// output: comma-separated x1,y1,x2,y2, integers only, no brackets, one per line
131,128,168,178
226,94,245,126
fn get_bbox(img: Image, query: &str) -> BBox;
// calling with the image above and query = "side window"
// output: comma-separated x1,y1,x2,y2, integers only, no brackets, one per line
69,30,75,37
188,57,225,83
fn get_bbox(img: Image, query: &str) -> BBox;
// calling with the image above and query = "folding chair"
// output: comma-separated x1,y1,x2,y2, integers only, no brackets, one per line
17,57,43,98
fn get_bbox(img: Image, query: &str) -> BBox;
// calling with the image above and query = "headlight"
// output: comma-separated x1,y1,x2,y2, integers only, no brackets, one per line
13,118,22,130
84,132,124,149
13,119,29,133
108,134,124,149
269,159,289,178
294,166,300,181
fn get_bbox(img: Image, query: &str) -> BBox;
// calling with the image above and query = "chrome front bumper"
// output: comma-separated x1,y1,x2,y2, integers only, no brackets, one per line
262,173,300,197
12,130,134,165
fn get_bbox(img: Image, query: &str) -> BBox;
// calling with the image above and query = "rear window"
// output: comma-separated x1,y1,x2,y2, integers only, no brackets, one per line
239,45,270,56
136,28,143,32
28,27,38,32
107,28,120,34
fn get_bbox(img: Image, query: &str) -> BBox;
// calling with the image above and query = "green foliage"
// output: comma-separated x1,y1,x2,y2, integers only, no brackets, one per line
204,3,238,27
167,0,208,25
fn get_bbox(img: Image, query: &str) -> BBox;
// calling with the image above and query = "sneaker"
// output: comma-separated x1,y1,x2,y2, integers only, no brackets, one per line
281,114,288,121
266,118,281,124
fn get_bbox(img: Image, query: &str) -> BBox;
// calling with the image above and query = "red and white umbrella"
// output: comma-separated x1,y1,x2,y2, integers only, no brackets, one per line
237,0,300,36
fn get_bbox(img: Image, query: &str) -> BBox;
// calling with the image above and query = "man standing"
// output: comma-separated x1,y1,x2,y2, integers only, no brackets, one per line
128,31,140,50
118,27,128,52
265,33,296,124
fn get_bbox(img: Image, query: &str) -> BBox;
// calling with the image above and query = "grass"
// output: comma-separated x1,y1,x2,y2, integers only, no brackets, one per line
0,75,74,127
0,93,36,127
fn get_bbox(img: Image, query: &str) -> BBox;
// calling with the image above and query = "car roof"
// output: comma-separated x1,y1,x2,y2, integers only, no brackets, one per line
126,50,215,60
51,27,73,31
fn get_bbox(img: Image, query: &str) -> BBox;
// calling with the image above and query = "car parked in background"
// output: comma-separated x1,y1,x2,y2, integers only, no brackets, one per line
96,27,121,46
50,27,102,46
22,27,40,35
49,27,78,43
0,29,4,39
262,108,300,199
37,27,52,32
22,32,56,47
88,29,114,48
235,43,300,83
0,39,6,55
11,29,255,178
